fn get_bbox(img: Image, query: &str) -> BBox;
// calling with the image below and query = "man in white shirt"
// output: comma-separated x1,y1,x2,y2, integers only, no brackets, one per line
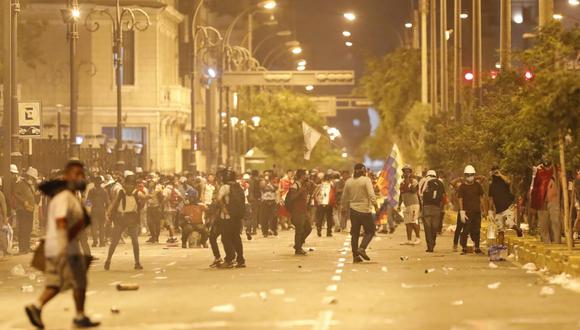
26,161,100,329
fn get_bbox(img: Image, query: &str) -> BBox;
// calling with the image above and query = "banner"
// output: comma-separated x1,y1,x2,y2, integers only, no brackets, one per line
302,121,322,160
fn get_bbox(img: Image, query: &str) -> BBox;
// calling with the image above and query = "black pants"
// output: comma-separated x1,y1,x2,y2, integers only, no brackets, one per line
291,212,312,251
16,209,33,253
422,205,442,252
250,201,260,234
91,210,106,246
350,209,375,257
315,205,334,235
181,223,208,247
453,211,464,246
460,212,482,249
147,207,162,242
221,217,244,263
209,218,223,259
106,213,140,264
260,201,278,236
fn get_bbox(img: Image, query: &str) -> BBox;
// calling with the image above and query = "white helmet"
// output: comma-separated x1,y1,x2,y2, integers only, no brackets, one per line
464,165,476,174
123,170,135,178
426,170,437,177
10,164,18,174
26,167,39,180
242,173,251,180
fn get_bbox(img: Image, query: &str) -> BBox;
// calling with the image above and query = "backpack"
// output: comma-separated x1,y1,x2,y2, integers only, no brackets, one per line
118,190,139,213
226,183,246,219
422,179,444,206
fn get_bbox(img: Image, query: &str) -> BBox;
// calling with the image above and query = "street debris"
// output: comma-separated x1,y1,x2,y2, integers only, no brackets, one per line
20,284,34,293
547,273,580,293
240,292,257,298
442,266,454,273
381,266,388,273
308,248,316,252
326,284,338,292
110,307,121,314
488,262,498,269
130,273,144,278
210,304,235,313
451,300,464,306
401,283,437,289
400,256,409,261
166,261,177,267
331,275,341,281
86,290,97,296
522,263,537,271
322,296,338,305
487,282,501,289
259,291,268,300
425,268,435,274
269,288,285,295
11,264,26,277
539,286,555,296
155,276,168,280
116,283,139,291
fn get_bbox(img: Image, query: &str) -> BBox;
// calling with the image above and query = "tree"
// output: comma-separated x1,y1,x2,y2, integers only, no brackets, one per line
238,89,348,170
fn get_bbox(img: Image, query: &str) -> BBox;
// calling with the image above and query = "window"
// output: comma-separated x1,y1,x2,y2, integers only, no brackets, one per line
122,31,135,85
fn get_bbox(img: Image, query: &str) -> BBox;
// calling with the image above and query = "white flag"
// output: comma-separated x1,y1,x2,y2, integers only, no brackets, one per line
302,121,322,160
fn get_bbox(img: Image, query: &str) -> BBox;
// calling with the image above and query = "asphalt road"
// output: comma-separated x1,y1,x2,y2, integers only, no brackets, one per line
1,226,579,330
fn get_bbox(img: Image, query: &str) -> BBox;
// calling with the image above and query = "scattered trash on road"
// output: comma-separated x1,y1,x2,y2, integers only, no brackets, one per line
488,262,498,269
20,285,34,293
116,283,139,291
381,266,388,273
269,288,285,295
401,283,437,289
400,256,409,261
210,304,235,313
548,273,580,293
166,261,177,267
487,282,501,289
539,286,555,296
11,264,26,277
259,291,268,300
283,297,296,303
522,263,537,271
130,273,144,278
322,296,338,305
240,292,257,298
154,276,168,280
326,284,338,292
451,300,464,306
110,307,121,314
425,268,435,274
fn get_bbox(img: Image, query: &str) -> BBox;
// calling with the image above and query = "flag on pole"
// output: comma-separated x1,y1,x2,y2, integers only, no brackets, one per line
302,121,322,160
375,144,403,225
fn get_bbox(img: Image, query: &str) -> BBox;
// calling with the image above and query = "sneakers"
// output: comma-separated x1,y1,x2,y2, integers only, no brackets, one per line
295,249,308,256
210,258,223,268
217,261,235,269
134,263,143,271
317,231,322,237
460,248,468,255
353,256,364,263
104,260,111,271
25,304,44,329
73,316,101,328
235,262,246,268
166,237,177,244
246,233,252,241
357,248,371,261
412,238,422,245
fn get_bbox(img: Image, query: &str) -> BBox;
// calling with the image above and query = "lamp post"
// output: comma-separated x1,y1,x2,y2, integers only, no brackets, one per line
63,0,81,157
253,30,292,55
85,0,150,163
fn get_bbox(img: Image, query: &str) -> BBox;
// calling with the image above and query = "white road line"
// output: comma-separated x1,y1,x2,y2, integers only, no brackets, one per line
338,257,346,262
335,269,343,274
331,275,341,281
337,263,344,268
326,284,338,292
313,310,334,330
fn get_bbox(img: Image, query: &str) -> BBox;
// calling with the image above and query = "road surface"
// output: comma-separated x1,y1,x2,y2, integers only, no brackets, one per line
1,226,579,330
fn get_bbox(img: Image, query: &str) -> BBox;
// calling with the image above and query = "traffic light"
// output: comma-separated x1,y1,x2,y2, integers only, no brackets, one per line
490,71,498,80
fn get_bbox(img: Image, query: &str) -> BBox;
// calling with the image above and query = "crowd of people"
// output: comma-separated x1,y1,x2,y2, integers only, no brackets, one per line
0,157,578,328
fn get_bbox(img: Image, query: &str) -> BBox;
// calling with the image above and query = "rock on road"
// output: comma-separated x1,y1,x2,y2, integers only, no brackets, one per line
0,227,579,330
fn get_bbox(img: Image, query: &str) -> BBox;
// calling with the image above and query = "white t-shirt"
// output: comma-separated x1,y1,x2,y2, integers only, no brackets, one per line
45,190,85,257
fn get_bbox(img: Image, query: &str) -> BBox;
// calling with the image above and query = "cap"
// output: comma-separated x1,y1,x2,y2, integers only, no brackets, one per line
426,170,437,177
242,173,251,180
464,165,476,174
10,164,18,174
135,167,143,174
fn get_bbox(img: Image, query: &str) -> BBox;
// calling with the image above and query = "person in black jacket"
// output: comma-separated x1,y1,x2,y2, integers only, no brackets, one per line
420,170,446,253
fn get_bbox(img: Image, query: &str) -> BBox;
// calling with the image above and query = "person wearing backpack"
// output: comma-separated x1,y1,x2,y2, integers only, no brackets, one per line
104,171,143,271
419,170,446,253
217,170,246,268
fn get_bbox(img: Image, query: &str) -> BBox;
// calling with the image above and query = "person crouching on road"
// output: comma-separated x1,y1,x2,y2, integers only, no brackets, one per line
180,191,208,248
341,164,379,263
104,171,143,271
419,170,446,253
26,160,100,329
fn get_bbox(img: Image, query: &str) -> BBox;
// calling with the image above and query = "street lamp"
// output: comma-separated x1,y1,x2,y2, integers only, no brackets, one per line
404,22,413,28
553,13,563,21
297,65,306,71
343,12,356,21
305,85,314,91
291,46,303,54
297,59,307,66
460,13,469,19
85,0,151,163
62,0,81,157
342,30,351,37
569,0,579,6
251,116,261,127
345,41,353,47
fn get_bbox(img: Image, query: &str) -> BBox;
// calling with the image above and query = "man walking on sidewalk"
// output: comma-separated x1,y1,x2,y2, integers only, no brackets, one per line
26,160,100,329
341,164,379,263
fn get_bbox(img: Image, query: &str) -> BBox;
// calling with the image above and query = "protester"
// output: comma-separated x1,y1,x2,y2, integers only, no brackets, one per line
86,176,108,247
145,176,164,244
398,164,421,245
286,169,312,255
12,165,38,254
260,174,279,237
248,170,261,236
26,160,100,329
341,163,379,263
488,166,522,245
217,169,246,268
457,165,486,255
315,174,336,237
530,156,561,244
180,190,208,248
419,170,446,253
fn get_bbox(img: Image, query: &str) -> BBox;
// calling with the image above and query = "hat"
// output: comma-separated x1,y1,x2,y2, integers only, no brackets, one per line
426,170,437,177
10,164,18,174
464,165,476,174
242,173,251,180
26,167,39,180
123,170,135,178
135,167,143,174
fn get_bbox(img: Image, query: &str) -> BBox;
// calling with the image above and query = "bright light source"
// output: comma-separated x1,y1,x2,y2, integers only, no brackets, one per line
232,92,238,109
464,72,474,81
291,46,302,55
445,29,453,40
460,13,468,19
220,112,227,118
296,65,306,71
342,30,352,37
569,0,579,6
326,127,341,141
297,59,307,66
524,71,534,80
75,136,84,145
71,8,80,18
207,68,217,78
343,12,356,21
341,152,348,158
305,85,314,91
490,71,498,80
251,116,261,127
513,14,524,24
260,1,277,10
495,62,501,69
345,41,353,47
230,116,239,126
404,22,413,29
553,13,563,20
276,30,292,36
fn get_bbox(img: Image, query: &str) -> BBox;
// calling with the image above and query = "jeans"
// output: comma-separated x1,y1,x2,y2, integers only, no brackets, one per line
260,200,278,236
106,212,140,264
221,217,244,263
209,218,223,259
422,205,441,251
350,208,375,257
315,205,334,235
460,211,482,249
91,209,106,246
291,212,312,251
538,202,561,244
147,207,163,242
16,209,33,253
